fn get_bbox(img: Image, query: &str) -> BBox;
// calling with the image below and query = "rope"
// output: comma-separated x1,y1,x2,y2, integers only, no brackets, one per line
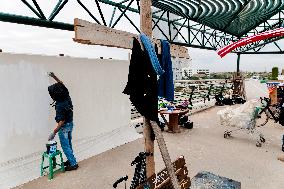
150,121,181,189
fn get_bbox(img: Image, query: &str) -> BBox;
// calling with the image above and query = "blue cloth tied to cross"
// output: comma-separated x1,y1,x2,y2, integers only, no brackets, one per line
139,33,164,76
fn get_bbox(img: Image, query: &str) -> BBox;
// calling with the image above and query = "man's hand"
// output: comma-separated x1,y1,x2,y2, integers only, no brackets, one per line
48,72,55,78
48,72,63,84
48,132,56,141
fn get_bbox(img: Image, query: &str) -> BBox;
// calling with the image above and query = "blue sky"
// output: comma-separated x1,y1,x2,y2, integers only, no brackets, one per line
0,1,283,72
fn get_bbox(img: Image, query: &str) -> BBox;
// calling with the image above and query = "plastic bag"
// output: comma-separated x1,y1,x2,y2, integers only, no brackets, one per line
217,100,259,129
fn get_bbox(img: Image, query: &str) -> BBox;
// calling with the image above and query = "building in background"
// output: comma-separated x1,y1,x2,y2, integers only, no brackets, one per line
182,68,210,79
196,69,210,77
172,57,191,80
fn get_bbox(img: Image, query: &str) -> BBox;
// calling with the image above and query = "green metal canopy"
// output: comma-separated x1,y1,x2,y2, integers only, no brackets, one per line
0,0,284,54
152,0,284,37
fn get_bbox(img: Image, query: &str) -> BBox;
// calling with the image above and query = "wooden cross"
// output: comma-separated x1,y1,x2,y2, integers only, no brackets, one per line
73,1,186,188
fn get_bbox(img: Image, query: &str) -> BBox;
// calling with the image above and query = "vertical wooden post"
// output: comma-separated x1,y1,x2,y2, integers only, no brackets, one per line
140,0,152,37
140,3,180,188
140,0,155,178
143,118,155,178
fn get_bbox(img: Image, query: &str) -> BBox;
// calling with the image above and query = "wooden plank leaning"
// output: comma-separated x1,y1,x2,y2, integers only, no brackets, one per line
151,121,181,189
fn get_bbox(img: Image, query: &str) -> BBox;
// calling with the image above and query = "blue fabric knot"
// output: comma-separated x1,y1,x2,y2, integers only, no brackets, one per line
139,33,165,76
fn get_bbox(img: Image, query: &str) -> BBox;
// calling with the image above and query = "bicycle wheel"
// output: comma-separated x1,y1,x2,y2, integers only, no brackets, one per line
268,106,280,120
256,110,269,127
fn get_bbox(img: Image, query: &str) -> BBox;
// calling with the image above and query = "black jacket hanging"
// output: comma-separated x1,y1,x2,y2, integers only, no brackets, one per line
123,38,158,122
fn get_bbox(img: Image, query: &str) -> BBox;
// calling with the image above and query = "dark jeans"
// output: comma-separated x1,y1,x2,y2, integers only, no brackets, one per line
58,122,77,166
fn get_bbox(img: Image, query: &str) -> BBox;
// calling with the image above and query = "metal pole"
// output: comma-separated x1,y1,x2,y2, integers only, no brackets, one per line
0,12,73,31
237,53,241,75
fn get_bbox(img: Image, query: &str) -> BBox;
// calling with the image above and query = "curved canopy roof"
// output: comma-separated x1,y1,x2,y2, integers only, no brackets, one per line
152,0,284,37
0,0,284,53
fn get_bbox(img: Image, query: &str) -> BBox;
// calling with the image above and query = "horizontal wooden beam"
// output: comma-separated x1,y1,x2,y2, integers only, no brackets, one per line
74,18,190,59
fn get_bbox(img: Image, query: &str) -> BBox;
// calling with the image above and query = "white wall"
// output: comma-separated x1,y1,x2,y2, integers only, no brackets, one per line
0,53,141,188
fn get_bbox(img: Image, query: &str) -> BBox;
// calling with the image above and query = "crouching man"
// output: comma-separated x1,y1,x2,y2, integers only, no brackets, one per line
47,72,78,171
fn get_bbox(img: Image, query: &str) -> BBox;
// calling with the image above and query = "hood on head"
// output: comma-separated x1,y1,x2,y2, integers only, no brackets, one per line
48,83,69,102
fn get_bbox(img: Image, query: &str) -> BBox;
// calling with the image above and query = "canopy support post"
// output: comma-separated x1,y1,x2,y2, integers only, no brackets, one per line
237,53,241,75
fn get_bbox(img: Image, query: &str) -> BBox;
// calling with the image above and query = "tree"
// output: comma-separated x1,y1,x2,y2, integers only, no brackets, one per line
189,76,199,80
272,67,278,80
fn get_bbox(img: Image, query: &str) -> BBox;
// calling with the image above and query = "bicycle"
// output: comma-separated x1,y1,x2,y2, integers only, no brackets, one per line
113,152,152,189
255,97,282,127
256,97,284,151
187,85,196,107
215,82,228,106
203,84,213,103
